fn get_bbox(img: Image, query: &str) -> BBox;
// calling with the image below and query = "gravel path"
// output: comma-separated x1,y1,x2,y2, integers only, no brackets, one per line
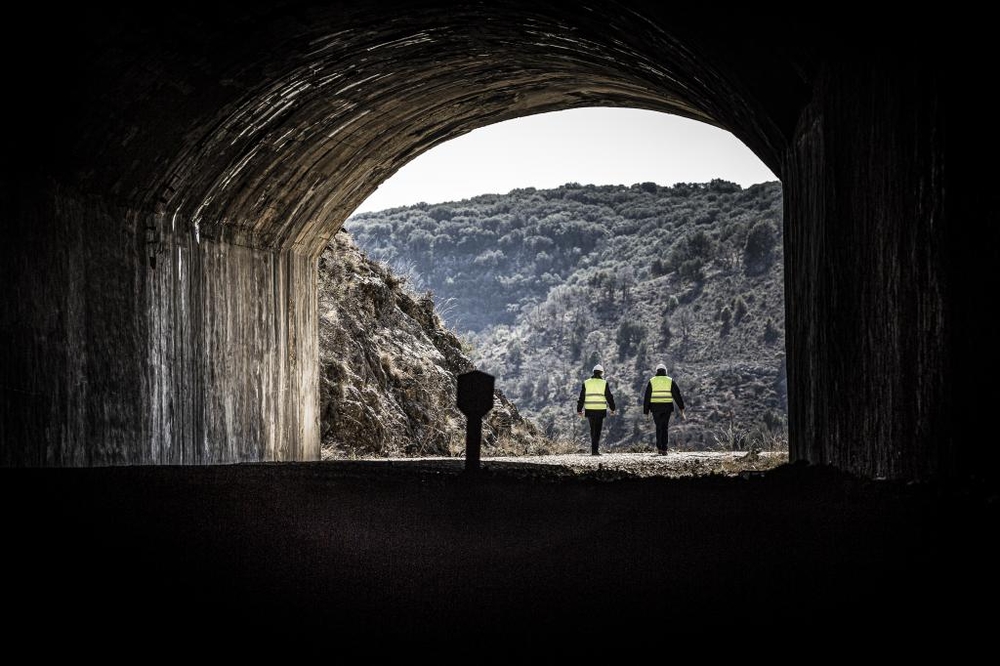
488,450,788,477
346,449,789,479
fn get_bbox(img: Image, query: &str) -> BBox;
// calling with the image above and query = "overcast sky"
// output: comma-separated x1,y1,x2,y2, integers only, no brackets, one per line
349,107,778,216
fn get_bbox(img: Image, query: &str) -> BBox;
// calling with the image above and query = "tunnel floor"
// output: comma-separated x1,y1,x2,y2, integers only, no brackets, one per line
3,461,996,646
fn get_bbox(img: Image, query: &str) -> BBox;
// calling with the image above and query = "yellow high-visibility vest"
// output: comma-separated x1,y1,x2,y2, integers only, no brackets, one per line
650,375,673,403
584,377,608,410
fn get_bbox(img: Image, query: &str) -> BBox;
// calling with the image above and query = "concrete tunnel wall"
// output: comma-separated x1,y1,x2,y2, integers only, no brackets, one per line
2,193,317,465
1,3,995,479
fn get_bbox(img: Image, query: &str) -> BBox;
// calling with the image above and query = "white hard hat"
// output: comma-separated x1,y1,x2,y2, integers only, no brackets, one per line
593,364,604,373
656,363,667,372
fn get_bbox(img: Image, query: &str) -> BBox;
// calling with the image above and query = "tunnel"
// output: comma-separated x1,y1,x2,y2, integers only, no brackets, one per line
4,2,995,481
1,1,998,641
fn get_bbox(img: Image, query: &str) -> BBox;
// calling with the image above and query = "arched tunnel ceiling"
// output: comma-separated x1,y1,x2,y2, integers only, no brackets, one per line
9,2,819,257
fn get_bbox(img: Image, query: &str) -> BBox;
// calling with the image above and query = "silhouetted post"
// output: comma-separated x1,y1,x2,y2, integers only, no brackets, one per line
456,370,494,473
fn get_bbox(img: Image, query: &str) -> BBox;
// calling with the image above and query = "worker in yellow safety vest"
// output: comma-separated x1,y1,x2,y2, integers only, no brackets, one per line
642,363,686,455
576,364,616,456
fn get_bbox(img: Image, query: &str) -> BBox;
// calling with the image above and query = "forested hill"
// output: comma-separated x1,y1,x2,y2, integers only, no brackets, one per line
345,179,786,452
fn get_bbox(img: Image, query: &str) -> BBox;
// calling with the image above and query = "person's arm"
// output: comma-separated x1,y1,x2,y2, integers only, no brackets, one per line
606,384,616,413
673,382,685,417
577,383,586,414
643,381,652,414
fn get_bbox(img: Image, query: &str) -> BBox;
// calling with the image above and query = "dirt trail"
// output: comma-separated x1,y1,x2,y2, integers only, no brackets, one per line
350,450,788,479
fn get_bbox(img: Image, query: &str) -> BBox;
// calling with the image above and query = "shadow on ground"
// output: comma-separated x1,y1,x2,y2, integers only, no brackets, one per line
3,460,997,646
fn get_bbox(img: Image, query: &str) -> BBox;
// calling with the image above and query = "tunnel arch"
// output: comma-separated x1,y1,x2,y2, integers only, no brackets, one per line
87,3,788,259
3,3,993,481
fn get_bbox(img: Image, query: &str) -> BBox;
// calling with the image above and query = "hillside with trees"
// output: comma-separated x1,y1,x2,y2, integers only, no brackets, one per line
344,179,786,453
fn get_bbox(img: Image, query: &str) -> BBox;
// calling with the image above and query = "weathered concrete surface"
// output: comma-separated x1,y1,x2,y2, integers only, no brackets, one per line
0,191,317,465
1,4,996,481
784,51,1000,481
784,59,951,479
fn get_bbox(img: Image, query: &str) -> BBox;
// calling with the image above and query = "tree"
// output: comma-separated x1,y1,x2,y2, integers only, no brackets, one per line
538,299,564,343
616,320,646,361
744,219,777,275
733,296,749,324
516,376,534,402
601,271,617,304
584,349,602,377
708,178,741,194
506,340,523,375
718,304,732,337
675,306,695,344
659,312,673,347
634,340,651,374
671,230,715,283
763,317,780,344
618,266,636,304
687,229,716,261
408,228,433,253
718,239,742,273
569,334,583,361
678,258,705,283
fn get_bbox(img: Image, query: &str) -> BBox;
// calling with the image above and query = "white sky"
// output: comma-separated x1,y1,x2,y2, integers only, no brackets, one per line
350,107,778,216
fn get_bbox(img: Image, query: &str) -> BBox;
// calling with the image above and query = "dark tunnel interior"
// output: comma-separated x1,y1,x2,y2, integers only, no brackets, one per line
1,2,998,642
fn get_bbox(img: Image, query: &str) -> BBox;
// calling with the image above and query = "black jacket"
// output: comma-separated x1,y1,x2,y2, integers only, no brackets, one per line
577,373,616,414
643,370,685,414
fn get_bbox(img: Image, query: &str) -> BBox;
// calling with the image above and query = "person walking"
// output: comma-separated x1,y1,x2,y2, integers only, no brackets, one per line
643,363,685,455
577,364,616,456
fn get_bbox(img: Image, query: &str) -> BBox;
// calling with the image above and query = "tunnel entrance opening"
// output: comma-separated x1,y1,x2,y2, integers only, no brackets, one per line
334,108,786,467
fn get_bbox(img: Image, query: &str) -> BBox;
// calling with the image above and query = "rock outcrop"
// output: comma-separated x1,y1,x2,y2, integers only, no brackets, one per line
318,230,550,458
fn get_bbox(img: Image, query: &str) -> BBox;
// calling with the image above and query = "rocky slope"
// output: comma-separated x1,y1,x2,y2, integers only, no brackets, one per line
318,229,552,458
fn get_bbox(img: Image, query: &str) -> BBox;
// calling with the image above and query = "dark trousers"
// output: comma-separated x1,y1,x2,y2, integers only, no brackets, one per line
586,412,605,454
653,409,673,452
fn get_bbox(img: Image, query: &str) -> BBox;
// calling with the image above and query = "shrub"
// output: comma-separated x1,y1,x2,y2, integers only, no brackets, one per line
678,258,704,283
744,219,777,275
659,312,672,346
616,320,647,361
763,317,780,344
733,296,748,324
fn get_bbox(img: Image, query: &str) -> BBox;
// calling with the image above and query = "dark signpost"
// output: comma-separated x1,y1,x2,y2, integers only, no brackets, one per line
456,370,494,473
